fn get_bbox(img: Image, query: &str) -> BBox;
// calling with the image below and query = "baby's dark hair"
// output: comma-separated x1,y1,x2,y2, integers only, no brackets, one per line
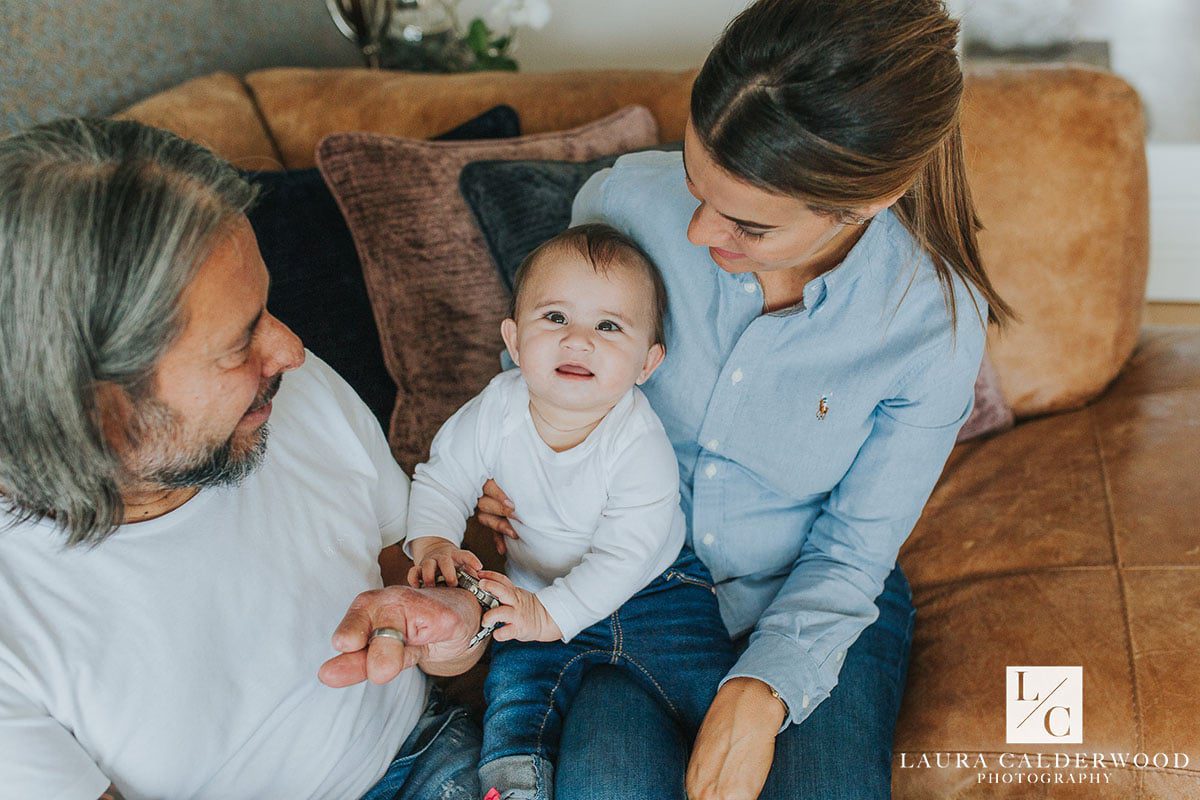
509,223,668,346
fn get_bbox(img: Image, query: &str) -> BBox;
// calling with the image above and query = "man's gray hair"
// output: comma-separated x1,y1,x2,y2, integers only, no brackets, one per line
0,118,258,546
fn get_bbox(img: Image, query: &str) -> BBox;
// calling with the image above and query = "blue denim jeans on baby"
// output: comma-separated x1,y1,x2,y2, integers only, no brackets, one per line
478,546,736,800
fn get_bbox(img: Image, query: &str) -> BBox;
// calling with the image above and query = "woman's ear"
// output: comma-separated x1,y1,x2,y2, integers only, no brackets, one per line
500,318,520,367
636,343,666,385
858,186,910,220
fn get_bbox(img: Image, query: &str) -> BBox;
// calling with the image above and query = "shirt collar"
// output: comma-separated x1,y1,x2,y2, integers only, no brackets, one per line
815,207,894,300
756,208,893,318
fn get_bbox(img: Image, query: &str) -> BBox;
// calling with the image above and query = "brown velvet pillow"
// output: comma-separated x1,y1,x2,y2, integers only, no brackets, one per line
956,354,1015,442
316,106,659,471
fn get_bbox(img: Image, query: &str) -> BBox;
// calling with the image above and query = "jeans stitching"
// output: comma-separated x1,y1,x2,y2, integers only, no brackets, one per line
614,652,682,719
611,611,623,665
532,648,613,763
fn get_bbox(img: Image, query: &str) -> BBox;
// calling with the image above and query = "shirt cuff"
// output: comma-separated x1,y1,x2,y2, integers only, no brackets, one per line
535,586,586,643
401,530,463,561
720,631,832,732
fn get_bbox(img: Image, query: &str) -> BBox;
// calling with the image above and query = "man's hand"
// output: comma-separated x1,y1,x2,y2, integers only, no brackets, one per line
476,570,562,642
318,585,483,686
685,677,786,800
407,536,483,588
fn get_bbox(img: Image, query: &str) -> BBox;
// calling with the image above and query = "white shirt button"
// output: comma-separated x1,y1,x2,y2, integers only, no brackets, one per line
704,463,717,479
702,533,716,546
801,694,810,709
731,368,744,385
743,282,758,293
836,650,844,662
706,439,720,450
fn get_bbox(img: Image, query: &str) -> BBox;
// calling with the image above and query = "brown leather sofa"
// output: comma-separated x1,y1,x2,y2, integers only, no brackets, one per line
115,66,1200,798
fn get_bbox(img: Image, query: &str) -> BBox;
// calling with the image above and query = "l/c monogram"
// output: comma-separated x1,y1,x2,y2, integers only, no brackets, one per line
1006,666,1082,744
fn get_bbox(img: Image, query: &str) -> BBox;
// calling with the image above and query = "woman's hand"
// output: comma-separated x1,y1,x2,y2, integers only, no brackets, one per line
475,478,520,555
477,570,563,643
406,536,483,588
686,677,787,800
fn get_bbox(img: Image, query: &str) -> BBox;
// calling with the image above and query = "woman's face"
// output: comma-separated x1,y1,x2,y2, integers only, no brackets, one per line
683,119,866,276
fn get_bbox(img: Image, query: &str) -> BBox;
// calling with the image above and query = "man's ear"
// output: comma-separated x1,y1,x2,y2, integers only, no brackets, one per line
93,381,136,455
636,343,666,385
500,318,520,367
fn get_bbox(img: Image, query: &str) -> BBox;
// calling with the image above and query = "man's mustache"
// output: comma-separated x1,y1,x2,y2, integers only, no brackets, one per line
248,374,282,413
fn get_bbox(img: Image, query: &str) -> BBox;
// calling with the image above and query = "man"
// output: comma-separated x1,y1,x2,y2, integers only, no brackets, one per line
0,118,484,800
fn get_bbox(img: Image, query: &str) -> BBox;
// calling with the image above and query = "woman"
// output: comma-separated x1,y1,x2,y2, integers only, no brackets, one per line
477,0,1013,797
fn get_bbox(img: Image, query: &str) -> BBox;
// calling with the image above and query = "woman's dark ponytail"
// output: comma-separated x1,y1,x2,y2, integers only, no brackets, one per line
893,123,1016,328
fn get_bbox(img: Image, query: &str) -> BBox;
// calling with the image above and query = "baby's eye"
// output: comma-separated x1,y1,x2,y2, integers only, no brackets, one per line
544,311,567,324
596,320,622,333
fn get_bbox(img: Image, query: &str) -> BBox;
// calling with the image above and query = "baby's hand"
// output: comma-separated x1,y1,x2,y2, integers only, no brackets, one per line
406,537,483,589
476,570,563,643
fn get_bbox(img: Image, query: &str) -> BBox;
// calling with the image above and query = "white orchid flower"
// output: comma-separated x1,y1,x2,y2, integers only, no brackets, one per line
488,0,551,31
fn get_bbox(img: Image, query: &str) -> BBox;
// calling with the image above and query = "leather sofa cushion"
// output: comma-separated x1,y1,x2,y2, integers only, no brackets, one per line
963,66,1149,418
246,67,694,169
115,72,281,170
895,327,1200,795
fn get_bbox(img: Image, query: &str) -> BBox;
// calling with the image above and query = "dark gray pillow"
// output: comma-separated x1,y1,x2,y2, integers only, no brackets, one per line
459,143,682,291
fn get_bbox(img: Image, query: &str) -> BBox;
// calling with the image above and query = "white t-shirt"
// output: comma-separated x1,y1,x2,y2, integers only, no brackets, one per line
405,368,685,642
0,353,425,800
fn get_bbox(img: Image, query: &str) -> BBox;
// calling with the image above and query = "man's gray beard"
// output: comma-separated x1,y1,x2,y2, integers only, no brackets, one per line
125,398,271,490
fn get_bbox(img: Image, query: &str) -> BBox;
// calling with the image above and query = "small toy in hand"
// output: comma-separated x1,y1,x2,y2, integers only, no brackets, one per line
454,569,505,648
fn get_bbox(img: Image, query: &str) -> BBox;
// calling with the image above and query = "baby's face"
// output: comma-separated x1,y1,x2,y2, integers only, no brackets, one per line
501,252,664,417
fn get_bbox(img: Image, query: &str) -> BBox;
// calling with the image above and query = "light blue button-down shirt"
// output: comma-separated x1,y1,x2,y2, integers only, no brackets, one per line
571,150,986,727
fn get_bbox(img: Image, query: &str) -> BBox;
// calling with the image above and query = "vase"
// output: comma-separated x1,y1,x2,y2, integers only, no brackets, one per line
379,0,473,72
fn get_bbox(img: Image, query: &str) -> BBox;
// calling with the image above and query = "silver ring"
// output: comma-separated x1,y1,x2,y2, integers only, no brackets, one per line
369,627,405,645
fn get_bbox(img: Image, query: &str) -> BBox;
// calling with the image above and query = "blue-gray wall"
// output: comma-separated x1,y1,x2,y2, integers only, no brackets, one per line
1,0,362,135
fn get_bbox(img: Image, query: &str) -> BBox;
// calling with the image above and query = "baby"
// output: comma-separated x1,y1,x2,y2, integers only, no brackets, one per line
404,223,735,800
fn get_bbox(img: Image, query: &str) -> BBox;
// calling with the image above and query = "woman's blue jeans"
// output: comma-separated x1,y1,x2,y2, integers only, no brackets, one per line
554,564,916,800
480,547,737,799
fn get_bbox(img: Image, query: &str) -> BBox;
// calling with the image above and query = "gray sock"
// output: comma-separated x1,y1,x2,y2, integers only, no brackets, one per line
478,754,555,800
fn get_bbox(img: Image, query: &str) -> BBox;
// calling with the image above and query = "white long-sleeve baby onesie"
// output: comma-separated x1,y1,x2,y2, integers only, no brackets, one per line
404,368,686,642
